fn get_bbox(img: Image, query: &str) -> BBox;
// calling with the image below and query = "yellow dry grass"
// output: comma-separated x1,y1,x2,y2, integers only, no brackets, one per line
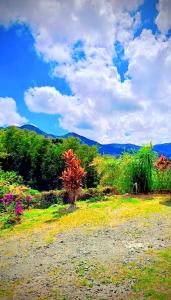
0,194,170,242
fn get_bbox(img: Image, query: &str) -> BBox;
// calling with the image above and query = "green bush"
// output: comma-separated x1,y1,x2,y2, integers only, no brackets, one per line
152,168,171,192
32,186,116,208
93,153,133,193
0,213,21,228
78,186,117,201
0,169,23,185
35,190,63,208
94,145,157,194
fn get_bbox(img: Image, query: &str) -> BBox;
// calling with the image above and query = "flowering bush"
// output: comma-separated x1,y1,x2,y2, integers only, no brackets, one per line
0,170,39,224
0,192,32,224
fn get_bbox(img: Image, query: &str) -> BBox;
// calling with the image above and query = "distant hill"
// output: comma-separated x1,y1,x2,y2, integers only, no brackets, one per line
17,124,171,158
61,132,99,147
19,124,56,138
58,133,141,155
153,143,171,158
98,143,140,156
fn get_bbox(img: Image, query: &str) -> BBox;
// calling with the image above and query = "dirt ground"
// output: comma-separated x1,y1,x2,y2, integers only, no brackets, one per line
0,195,171,299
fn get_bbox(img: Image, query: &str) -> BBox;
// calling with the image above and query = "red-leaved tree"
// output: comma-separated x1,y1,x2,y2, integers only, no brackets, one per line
60,149,86,205
154,155,171,171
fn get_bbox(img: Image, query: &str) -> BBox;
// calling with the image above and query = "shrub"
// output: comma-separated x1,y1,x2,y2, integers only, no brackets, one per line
93,154,133,193
60,149,86,205
0,181,10,198
152,168,171,192
0,169,23,185
0,170,24,200
0,192,32,225
77,186,117,201
0,182,37,224
154,155,171,170
78,188,99,201
93,146,156,194
35,190,63,208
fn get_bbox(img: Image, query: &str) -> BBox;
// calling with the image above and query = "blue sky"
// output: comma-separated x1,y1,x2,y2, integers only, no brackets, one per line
0,0,171,144
0,24,69,135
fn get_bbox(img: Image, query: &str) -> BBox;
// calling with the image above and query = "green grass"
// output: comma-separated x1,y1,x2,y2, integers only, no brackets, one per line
132,248,171,299
0,194,170,239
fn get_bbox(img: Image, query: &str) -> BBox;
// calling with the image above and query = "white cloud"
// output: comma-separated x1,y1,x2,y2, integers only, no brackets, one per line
124,29,171,143
0,0,171,144
125,29,171,99
25,86,82,116
0,97,27,126
0,0,142,60
156,0,171,33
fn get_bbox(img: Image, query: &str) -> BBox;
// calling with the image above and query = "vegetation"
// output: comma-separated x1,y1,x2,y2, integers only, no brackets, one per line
0,126,98,190
0,127,170,216
152,155,171,192
0,128,170,219
0,127,170,299
60,149,86,205
0,127,170,196
0,195,168,237
0,169,39,225
93,145,171,194
0,194,169,238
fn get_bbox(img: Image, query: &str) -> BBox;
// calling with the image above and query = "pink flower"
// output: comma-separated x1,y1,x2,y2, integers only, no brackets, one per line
15,204,23,215
6,193,13,205
26,195,32,202
0,194,13,206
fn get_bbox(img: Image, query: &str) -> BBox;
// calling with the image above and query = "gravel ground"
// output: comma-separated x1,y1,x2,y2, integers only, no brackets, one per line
0,210,171,299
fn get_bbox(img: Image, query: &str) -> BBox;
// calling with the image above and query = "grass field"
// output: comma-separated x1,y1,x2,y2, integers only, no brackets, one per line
0,194,171,299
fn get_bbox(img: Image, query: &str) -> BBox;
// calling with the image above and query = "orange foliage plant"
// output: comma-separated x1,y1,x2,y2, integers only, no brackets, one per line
60,149,86,205
154,155,171,171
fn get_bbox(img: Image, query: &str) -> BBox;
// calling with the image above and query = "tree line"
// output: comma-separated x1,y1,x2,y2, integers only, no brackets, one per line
0,127,99,190
0,127,170,194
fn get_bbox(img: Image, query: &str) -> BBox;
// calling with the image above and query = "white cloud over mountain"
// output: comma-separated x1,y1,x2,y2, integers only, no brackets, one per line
0,0,171,144
0,97,27,126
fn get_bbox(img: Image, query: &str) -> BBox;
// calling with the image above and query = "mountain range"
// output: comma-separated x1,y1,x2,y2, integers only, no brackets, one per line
19,124,171,158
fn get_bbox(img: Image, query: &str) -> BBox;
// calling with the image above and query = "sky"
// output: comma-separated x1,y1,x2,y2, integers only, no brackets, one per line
0,0,171,144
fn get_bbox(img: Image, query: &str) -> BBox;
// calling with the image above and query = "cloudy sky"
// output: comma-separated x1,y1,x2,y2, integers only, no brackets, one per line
0,0,171,144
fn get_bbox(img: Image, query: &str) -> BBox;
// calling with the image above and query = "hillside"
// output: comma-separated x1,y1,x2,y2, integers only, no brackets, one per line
18,124,171,157
20,124,56,138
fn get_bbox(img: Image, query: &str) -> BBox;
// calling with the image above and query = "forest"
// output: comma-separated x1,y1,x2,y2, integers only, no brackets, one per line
0,126,171,194
0,126,98,191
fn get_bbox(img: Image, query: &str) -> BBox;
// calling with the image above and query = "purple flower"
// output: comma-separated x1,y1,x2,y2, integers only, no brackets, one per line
1,194,13,206
1,192,25,215
25,195,32,202
15,203,23,215
6,193,13,205
6,193,13,199
0,197,6,205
